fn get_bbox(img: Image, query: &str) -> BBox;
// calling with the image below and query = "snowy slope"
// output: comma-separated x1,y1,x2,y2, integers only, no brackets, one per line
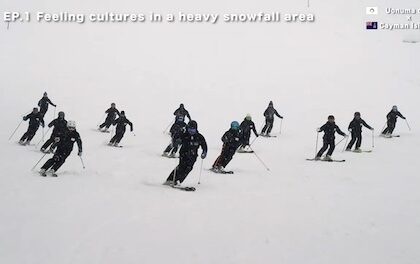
1,0,420,263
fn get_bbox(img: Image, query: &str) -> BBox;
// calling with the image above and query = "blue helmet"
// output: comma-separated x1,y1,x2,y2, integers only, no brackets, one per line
231,121,240,130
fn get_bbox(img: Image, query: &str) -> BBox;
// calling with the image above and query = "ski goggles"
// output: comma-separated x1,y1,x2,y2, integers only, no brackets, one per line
187,128,197,135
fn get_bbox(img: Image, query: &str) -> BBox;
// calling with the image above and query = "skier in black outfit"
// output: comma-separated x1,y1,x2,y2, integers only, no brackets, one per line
315,115,347,161
40,111,68,153
99,103,120,132
346,112,374,152
261,101,283,136
109,111,133,147
39,120,82,177
163,115,187,157
212,121,242,172
19,108,45,145
381,105,406,137
239,114,259,152
173,103,191,122
38,92,56,117
164,120,207,185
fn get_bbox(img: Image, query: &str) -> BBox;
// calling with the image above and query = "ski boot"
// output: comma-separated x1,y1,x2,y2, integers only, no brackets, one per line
384,133,392,138
314,156,321,161
108,142,113,146
169,152,176,158
114,142,119,147
39,169,47,177
345,148,352,152
25,140,31,146
163,180,179,186
354,148,362,153
162,152,169,157
19,140,25,145
323,155,333,161
50,169,57,177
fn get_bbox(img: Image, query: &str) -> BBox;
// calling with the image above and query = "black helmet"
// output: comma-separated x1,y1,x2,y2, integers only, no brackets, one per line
354,112,361,117
188,120,197,129
111,103,116,107
328,115,335,120
120,110,125,116
180,103,184,108
58,111,65,118
269,101,273,106
33,107,39,113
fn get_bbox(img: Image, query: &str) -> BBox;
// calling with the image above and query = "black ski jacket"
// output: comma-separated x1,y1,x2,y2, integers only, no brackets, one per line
170,121,187,139
56,128,82,155
387,111,405,122
222,129,242,149
240,119,258,137
264,107,282,120
319,122,346,141
173,108,191,121
113,117,133,132
179,131,207,157
24,113,44,128
48,118,68,136
105,108,120,120
348,118,372,134
38,97,56,110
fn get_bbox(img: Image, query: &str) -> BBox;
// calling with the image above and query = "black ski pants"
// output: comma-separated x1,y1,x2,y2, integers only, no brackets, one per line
382,120,396,134
166,153,197,183
240,132,251,147
41,151,71,172
20,125,39,142
317,138,335,157
347,131,362,149
164,138,182,154
110,129,126,144
99,117,114,129
213,145,236,168
262,118,274,134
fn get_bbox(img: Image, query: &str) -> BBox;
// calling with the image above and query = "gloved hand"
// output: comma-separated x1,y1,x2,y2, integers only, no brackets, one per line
256,134,259,137
201,151,207,159
130,128,133,132
281,116,284,119
403,117,406,120
78,151,82,156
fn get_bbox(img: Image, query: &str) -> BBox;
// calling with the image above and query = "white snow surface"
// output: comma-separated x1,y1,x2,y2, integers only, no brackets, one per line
1,0,420,263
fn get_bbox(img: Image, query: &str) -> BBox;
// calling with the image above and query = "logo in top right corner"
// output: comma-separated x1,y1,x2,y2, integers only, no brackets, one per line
366,7,379,15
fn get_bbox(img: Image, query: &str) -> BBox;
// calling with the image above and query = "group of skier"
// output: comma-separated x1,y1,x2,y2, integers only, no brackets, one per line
98,103,134,147
17,92,83,177
314,106,406,161
14,94,408,182
162,101,284,186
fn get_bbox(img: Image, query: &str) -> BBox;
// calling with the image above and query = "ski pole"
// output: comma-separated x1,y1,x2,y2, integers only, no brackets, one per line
250,135,259,146
342,135,349,152
31,153,48,171
405,119,411,131
315,131,319,157
53,106,56,119
172,162,178,185
163,120,173,134
380,122,387,135
42,127,45,143
335,136,346,147
372,130,375,148
36,127,51,147
8,119,24,141
279,118,283,135
79,156,86,169
198,159,203,185
248,146,270,171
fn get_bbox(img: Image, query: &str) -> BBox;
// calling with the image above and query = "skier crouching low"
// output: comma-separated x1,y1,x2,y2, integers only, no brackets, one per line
212,121,242,172
164,120,207,186
39,120,82,177
315,115,347,161
109,111,133,147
